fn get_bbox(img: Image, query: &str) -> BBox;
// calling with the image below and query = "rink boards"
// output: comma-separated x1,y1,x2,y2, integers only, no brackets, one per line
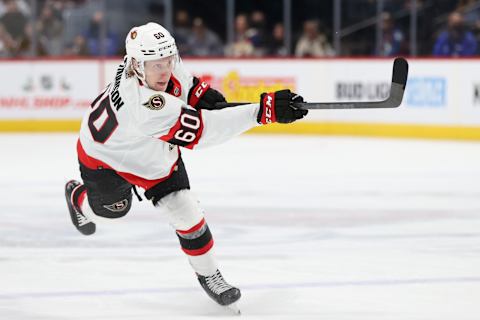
0,58,479,140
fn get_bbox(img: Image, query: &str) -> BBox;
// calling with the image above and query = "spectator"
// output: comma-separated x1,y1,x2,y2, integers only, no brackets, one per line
457,0,480,23
0,0,30,17
376,12,408,56
48,0,68,15
456,0,480,41
433,11,477,56
64,34,89,56
295,20,334,57
186,17,223,57
173,10,191,55
36,3,63,56
247,10,268,56
0,0,28,56
268,23,288,56
226,14,254,57
16,20,47,56
84,10,119,56
0,23,14,56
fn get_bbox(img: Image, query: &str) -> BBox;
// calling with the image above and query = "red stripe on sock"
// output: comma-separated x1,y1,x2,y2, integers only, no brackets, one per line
176,218,206,235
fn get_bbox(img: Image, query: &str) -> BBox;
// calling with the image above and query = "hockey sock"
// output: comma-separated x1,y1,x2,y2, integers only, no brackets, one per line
157,190,219,276
176,217,217,276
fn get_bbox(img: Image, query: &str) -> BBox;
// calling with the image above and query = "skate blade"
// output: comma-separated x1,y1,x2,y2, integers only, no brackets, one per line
226,303,241,315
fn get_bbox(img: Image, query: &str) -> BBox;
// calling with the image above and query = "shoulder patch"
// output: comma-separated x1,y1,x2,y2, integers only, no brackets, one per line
167,75,182,97
143,94,165,111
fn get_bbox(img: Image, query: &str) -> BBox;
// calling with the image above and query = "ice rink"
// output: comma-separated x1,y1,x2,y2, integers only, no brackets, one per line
1,133,480,320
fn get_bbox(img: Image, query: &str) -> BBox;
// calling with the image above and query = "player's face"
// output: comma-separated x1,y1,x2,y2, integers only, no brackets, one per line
144,56,175,91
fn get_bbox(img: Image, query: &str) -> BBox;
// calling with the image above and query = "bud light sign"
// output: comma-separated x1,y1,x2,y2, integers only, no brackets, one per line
406,77,446,107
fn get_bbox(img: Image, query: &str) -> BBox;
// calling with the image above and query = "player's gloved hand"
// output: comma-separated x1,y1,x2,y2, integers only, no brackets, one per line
188,77,226,110
197,87,226,110
257,89,308,124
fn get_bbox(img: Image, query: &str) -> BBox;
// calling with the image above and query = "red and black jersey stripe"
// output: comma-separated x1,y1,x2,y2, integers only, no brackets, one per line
77,140,179,190
159,108,204,149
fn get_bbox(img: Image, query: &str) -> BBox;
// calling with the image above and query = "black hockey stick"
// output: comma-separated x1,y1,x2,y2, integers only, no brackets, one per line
214,57,408,110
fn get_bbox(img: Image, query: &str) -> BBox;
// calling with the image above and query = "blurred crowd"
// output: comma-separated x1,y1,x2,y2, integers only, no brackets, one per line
173,10,336,58
0,0,479,58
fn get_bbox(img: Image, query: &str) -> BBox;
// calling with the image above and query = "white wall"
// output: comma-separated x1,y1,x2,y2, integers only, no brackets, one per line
0,60,101,119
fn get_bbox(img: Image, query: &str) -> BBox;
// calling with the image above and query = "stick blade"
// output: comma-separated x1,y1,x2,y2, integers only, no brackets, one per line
392,57,409,88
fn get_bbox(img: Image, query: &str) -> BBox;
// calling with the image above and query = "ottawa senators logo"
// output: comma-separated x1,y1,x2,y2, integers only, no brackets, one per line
130,30,137,39
143,94,165,110
103,199,129,213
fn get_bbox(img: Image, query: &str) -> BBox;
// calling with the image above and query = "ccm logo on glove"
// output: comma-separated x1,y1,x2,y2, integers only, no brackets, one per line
194,81,209,98
258,89,308,124
262,93,275,124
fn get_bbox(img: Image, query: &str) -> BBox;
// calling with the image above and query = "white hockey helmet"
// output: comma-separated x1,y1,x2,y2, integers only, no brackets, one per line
125,22,177,61
125,22,177,83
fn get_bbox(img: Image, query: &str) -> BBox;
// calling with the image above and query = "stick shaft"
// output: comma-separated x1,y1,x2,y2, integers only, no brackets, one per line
214,58,408,110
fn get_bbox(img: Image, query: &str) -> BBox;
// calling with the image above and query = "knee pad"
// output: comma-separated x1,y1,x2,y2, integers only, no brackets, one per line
158,190,214,256
157,189,204,231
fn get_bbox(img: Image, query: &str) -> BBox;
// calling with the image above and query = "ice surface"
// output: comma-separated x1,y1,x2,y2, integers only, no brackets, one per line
1,133,480,319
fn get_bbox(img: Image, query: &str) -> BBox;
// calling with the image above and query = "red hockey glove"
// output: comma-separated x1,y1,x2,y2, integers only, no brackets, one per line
257,89,308,124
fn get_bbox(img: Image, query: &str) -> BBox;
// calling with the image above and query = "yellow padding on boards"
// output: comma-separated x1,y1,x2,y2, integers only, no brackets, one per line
0,120,81,132
1,120,480,141
248,122,480,141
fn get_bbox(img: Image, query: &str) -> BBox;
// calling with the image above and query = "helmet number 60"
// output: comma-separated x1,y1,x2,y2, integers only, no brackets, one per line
154,32,165,39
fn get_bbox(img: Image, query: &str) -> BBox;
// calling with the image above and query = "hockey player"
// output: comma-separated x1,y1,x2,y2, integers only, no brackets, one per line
65,22,307,311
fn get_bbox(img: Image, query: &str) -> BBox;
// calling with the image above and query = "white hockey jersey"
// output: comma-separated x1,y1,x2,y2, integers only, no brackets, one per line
78,57,260,189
